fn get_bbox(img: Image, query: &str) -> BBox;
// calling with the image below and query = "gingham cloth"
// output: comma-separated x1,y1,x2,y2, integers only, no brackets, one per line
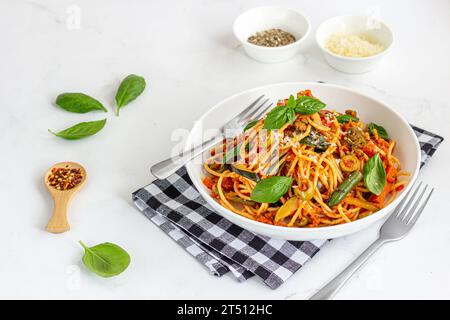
132,126,443,289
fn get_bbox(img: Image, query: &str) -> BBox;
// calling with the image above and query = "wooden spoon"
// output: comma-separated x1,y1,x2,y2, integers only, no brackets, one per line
44,161,87,233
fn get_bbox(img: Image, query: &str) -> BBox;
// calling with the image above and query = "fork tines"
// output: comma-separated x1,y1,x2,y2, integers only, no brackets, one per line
239,96,272,124
395,182,434,225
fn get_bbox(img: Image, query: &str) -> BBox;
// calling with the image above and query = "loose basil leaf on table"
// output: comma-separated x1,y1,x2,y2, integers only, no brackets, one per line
250,176,293,203
336,114,359,123
115,74,146,116
56,93,107,113
243,120,259,132
294,96,326,115
49,118,107,140
363,154,387,195
79,241,130,278
368,123,389,140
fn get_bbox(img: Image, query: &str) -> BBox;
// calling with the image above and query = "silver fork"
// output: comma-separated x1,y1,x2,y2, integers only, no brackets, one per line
310,182,434,300
150,95,273,179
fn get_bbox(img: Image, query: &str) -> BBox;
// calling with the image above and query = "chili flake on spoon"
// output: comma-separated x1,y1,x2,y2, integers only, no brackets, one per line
47,166,83,190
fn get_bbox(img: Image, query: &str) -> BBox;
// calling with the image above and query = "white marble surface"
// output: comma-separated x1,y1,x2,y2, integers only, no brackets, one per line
1,0,449,299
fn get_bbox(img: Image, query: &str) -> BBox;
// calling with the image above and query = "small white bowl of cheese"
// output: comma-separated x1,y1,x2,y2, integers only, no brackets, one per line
316,15,393,73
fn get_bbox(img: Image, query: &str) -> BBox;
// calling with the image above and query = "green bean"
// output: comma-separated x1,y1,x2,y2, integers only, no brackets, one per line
328,171,363,207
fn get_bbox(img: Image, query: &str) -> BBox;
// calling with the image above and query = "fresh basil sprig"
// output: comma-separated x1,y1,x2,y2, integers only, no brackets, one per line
336,114,359,123
49,119,106,140
250,176,293,203
294,96,326,115
263,94,327,129
115,74,146,116
368,123,389,140
363,154,386,195
79,241,130,278
263,95,297,129
56,93,107,113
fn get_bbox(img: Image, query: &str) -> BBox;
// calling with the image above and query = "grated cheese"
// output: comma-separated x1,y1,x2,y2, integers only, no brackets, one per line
325,33,385,58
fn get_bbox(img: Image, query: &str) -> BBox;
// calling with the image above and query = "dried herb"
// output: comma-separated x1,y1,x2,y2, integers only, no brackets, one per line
247,28,296,47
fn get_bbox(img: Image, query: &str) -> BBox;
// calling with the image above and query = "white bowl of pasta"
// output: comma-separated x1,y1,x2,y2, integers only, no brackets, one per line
185,82,420,240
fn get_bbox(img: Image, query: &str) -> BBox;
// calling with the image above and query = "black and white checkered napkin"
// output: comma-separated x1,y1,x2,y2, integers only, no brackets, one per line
132,126,443,289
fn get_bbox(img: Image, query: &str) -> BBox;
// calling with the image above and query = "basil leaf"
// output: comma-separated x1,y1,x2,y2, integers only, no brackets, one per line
295,96,326,115
223,142,242,164
115,74,146,116
79,241,130,278
286,95,297,124
368,123,389,139
286,106,296,124
300,130,331,152
250,176,293,203
363,154,386,195
243,120,259,132
56,93,107,113
263,106,288,129
49,119,106,140
286,95,296,109
336,114,359,123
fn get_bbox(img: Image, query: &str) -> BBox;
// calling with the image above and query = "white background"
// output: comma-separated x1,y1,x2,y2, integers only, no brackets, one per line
1,0,449,299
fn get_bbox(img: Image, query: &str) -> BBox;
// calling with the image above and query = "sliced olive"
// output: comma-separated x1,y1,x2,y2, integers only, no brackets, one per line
295,216,310,227
293,178,314,201
339,154,359,172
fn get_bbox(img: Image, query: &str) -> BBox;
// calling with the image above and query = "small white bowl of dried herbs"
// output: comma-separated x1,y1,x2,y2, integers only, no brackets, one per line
233,6,310,63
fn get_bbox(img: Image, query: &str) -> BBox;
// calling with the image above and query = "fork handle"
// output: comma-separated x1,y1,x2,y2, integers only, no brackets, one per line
310,238,386,300
151,135,224,180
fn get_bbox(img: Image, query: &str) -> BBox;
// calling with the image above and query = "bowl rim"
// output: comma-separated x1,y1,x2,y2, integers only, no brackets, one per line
315,14,394,61
232,6,311,51
185,82,420,238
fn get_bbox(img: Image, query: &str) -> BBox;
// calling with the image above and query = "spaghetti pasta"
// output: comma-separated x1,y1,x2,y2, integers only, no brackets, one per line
202,90,407,228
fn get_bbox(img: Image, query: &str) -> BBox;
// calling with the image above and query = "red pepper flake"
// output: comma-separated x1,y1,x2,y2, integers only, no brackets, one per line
48,166,83,190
